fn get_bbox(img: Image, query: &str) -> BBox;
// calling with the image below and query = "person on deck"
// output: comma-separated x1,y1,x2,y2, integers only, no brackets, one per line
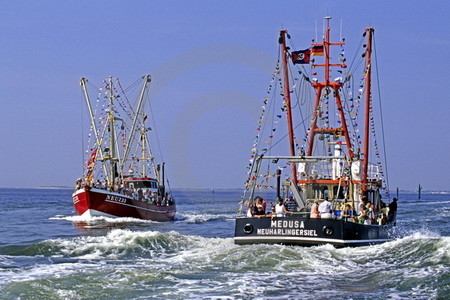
318,196,333,219
254,197,266,215
310,199,320,219
284,197,298,213
357,203,369,224
261,197,267,212
341,204,354,222
357,198,368,224
246,205,254,217
387,198,398,223
275,197,289,217
362,201,372,225
254,196,267,212
253,204,266,216
368,202,377,224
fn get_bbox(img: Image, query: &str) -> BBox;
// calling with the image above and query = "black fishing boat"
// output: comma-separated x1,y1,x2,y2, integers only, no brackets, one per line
234,17,397,247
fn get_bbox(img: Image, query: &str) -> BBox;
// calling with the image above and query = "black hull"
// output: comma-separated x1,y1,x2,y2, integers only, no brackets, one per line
234,216,394,248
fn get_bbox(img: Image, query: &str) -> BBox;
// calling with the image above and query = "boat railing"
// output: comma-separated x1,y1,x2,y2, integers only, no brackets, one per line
287,211,311,217
258,155,347,180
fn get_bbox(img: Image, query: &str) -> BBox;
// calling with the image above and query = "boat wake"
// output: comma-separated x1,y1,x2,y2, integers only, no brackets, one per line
1,228,447,262
0,229,448,298
175,212,235,224
51,215,157,225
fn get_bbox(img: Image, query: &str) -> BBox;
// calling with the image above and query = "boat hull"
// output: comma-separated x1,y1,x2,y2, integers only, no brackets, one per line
234,216,393,247
72,188,176,221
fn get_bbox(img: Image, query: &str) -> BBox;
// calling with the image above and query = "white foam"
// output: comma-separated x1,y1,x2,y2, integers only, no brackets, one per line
50,215,156,224
43,229,190,260
176,212,234,224
0,261,95,286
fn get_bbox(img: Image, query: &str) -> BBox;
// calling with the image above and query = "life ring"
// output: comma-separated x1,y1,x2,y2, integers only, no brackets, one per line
322,226,334,236
243,224,254,234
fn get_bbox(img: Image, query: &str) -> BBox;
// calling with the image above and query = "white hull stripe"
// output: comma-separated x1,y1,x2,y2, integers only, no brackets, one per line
81,209,116,218
234,236,392,244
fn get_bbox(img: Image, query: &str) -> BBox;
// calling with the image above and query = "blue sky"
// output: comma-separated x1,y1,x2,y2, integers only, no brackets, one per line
0,1,449,191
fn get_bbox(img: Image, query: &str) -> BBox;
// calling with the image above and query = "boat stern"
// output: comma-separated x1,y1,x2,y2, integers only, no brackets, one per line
234,216,392,247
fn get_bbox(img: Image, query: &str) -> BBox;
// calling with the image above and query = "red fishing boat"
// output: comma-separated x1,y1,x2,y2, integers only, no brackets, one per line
72,75,176,221
235,17,397,247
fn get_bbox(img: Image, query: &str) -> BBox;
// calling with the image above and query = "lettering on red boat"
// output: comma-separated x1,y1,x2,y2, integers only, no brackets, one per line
72,195,79,204
105,194,127,203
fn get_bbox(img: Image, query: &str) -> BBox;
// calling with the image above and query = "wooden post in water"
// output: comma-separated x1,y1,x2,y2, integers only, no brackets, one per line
396,187,399,199
418,184,422,199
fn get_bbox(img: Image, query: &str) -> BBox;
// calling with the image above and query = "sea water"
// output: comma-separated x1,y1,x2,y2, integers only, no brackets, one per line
0,188,448,299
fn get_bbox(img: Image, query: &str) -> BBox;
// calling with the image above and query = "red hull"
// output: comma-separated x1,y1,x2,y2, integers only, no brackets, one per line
72,188,176,221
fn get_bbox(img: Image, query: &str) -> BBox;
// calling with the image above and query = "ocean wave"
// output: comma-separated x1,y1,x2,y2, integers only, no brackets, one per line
2,228,448,265
0,229,202,260
175,212,235,224
149,233,448,299
1,231,448,299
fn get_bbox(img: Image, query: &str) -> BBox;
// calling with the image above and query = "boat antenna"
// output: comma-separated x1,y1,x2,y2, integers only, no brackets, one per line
315,19,318,42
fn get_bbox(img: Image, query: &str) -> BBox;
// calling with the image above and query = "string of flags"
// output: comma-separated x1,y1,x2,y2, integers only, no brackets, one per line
241,35,390,201
244,62,281,190
83,78,145,181
291,45,325,64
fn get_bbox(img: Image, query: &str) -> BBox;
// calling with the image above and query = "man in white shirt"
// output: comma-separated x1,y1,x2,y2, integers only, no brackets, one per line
318,196,333,219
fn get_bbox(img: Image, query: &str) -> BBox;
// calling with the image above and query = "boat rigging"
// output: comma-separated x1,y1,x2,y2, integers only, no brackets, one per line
72,75,176,221
235,17,395,247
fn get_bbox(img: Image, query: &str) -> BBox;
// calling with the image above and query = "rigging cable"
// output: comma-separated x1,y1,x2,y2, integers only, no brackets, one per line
80,85,86,177
346,35,365,76
373,33,390,195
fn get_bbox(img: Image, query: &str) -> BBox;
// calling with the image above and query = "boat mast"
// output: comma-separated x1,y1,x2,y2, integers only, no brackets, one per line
362,28,374,191
80,78,109,183
139,113,157,179
279,30,298,183
141,119,148,178
107,76,117,187
120,74,152,173
307,17,354,159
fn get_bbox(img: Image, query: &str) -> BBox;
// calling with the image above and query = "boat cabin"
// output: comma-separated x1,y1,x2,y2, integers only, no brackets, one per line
123,177,159,192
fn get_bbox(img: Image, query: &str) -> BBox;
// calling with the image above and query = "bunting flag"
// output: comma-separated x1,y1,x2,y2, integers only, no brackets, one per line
311,45,324,56
85,148,98,185
291,49,311,64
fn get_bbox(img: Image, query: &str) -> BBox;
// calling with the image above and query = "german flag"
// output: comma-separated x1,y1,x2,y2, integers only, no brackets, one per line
311,45,324,56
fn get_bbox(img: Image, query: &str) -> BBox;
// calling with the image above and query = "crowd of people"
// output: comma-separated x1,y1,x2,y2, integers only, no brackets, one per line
311,196,398,224
247,196,299,218
247,194,398,225
75,178,175,206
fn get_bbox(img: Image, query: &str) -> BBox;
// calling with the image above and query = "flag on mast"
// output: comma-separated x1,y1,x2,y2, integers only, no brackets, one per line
311,45,324,56
291,49,311,64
